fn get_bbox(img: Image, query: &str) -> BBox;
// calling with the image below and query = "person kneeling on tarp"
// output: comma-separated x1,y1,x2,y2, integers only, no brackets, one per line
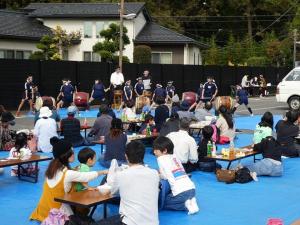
153,136,199,215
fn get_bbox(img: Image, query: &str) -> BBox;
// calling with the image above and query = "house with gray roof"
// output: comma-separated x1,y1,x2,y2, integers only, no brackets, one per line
0,2,207,64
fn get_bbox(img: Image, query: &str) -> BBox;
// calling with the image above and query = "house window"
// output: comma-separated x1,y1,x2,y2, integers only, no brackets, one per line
0,50,5,59
0,49,32,59
151,52,172,64
62,50,68,60
83,51,92,61
24,51,31,59
16,51,24,59
6,50,14,59
194,52,196,65
96,22,104,38
84,22,93,38
92,53,101,62
104,21,115,30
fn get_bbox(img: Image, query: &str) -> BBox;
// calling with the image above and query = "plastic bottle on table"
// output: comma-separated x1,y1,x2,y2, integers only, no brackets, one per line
212,142,217,157
207,141,212,157
146,124,151,136
229,140,235,158
83,117,88,127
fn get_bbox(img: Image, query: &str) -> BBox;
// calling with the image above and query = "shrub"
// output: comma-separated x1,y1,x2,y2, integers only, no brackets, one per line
246,56,268,66
133,45,152,64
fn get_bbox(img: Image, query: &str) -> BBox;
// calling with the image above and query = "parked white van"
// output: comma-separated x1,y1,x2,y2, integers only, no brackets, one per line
276,67,300,110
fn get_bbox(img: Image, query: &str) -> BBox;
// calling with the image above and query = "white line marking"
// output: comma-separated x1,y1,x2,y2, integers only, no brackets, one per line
236,105,284,113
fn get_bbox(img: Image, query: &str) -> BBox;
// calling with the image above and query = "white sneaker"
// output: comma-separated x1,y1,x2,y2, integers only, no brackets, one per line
251,114,254,117
184,199,193,214
250,172,258,182
190,197,199,214
11,170,17,176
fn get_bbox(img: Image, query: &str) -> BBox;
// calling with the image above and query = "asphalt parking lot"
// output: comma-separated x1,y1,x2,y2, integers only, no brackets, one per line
235,96,288,116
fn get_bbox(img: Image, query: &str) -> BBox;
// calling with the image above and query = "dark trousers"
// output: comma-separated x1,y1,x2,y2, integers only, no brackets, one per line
95,215,125,225
182,162,197,173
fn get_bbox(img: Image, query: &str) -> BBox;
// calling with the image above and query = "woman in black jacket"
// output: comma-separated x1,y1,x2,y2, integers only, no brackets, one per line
275,110,300,157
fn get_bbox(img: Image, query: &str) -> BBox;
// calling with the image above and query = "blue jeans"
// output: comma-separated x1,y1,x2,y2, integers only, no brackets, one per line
160,180,196,211
248,158,283,177
99,154,127,168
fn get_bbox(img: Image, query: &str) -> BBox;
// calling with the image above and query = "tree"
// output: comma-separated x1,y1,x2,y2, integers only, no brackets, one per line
93,23,130,62
30,35,59,60
203,37,221,65
52,26,81,56
133,45,152,64
30,26,81,60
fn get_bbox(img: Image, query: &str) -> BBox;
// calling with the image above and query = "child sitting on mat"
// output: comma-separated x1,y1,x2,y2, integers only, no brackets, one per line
9,132,34,176
74,147,97,192
153,136,199,215
139,114,155,134
197,126,221,172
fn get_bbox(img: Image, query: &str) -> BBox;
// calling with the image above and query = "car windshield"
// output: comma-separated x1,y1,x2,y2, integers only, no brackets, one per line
285,70,300,81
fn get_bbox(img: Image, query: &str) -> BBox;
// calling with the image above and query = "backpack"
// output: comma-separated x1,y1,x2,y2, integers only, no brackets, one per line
235,167,253,183
41,208,69,225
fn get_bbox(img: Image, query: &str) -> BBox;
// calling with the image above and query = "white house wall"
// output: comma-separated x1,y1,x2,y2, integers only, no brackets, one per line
42,18,137,62
188,46,201,65
184,44,202,65
134,12,146,37
0,40,38,52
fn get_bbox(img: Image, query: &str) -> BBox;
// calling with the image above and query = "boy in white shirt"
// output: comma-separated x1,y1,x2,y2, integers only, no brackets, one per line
98,140,160,225
153,136,199,215
167,117,198,173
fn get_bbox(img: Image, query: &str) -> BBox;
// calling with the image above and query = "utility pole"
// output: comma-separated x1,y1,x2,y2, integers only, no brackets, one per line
293,29,297,68
119,0,124,72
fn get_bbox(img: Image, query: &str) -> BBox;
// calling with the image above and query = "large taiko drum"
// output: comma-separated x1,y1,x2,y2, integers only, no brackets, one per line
143,90,152,98
35,96,56,111
182,92,197,106
215,96,234,111
135,96,150,111
74,92,89,107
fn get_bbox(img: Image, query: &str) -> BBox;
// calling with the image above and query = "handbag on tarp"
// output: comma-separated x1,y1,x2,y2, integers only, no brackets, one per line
216,169,236,184
235,167,253,183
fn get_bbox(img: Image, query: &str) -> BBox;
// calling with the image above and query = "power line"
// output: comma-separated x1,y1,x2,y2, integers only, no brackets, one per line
167,19,291,23
152,14,299,18
253,1,299,37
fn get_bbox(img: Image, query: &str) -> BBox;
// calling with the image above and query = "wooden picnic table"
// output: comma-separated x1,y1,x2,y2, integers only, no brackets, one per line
0,155,52,183
188,121,211,136
54,189,113,218
205,145,259,169
58,125,92,138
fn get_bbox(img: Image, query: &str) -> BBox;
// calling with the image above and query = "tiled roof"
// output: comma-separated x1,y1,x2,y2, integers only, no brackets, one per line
135,22,208,48
0,10,51,41
24,2,145,18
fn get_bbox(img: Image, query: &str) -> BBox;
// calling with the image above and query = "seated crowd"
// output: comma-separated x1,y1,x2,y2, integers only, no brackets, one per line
0,93,300,225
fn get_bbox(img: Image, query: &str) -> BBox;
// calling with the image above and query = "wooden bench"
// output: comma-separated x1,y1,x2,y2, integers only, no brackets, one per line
0,155,52,183
55,189,114,218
